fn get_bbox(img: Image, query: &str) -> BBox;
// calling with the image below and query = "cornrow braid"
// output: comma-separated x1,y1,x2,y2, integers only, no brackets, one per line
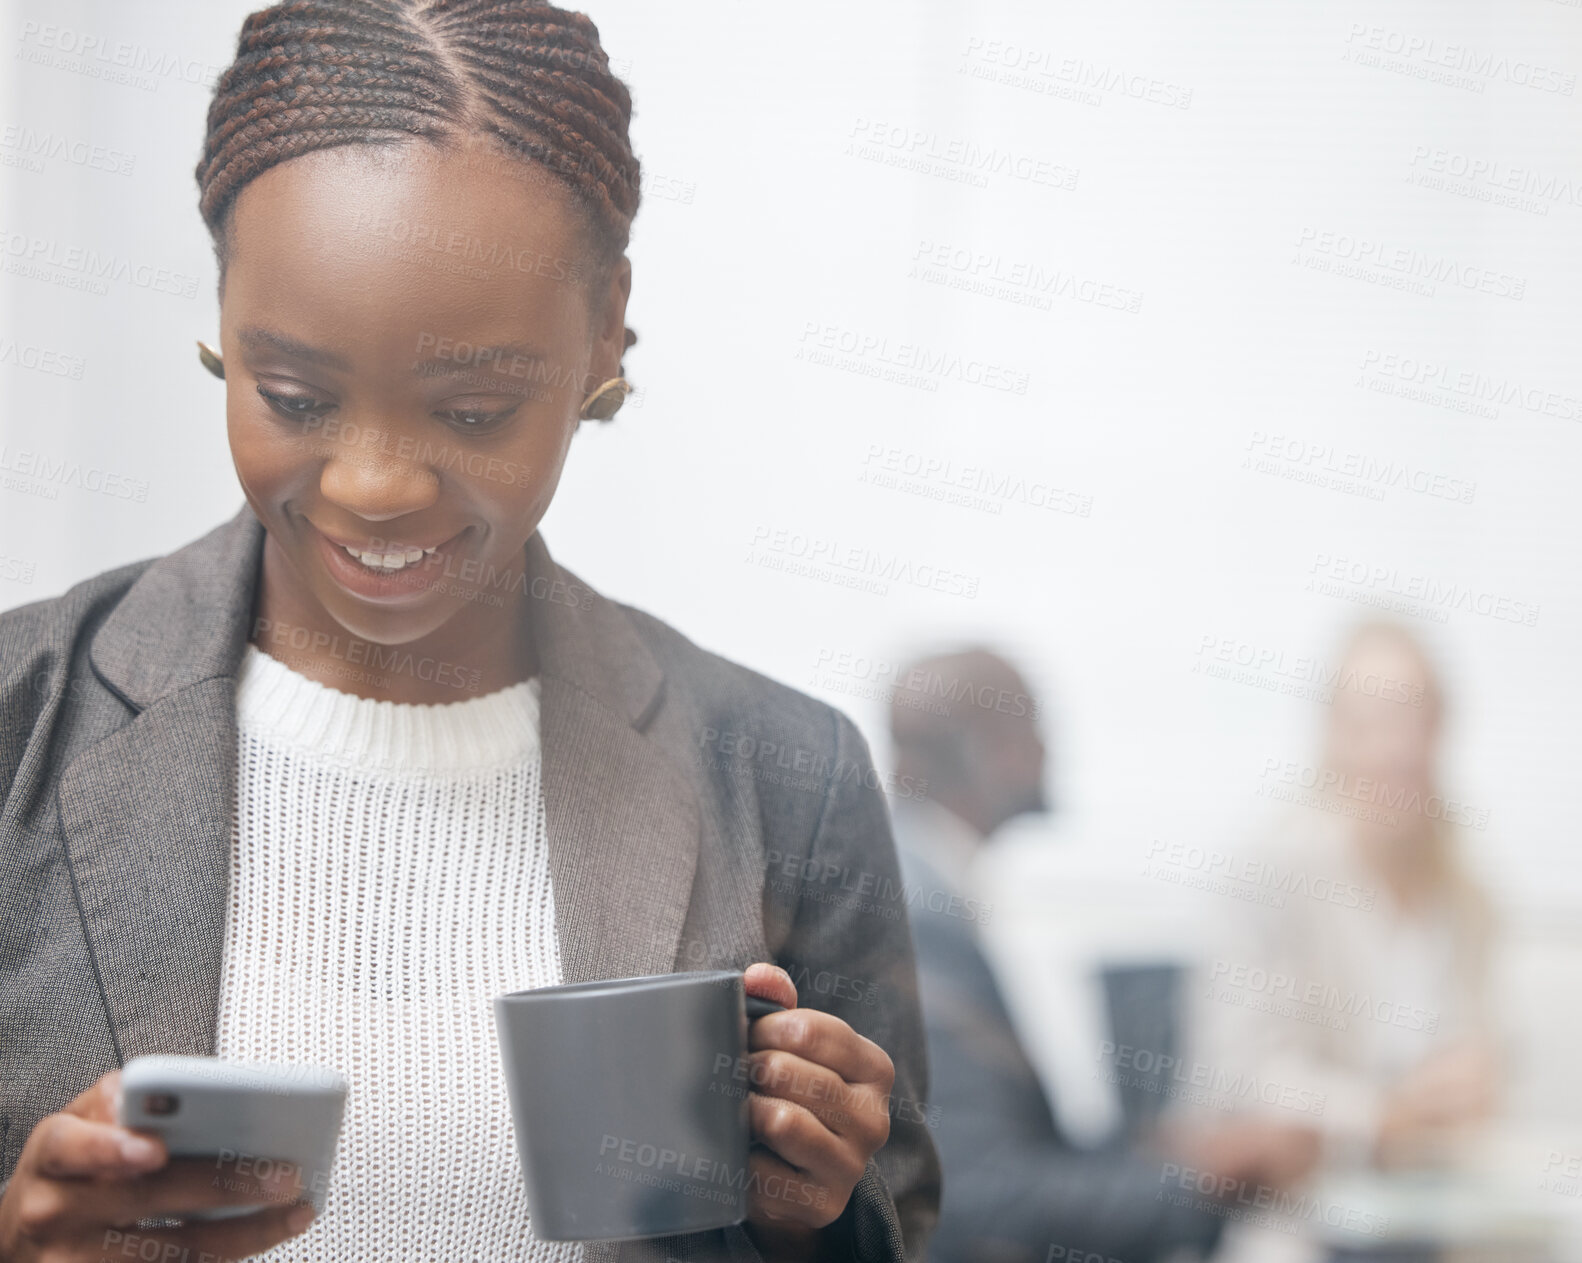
195,0,642,282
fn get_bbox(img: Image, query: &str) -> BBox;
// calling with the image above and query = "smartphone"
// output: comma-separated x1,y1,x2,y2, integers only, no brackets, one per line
118,1054,348,1220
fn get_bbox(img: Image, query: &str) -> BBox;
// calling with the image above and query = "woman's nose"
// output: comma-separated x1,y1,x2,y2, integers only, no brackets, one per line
317,432,440,521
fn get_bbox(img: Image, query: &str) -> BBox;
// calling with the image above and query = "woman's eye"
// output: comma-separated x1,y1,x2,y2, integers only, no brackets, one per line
257,386,331,420
438,404,521,432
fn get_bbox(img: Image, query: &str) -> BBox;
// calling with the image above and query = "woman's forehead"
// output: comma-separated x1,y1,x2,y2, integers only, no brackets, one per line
228,139,589,266
222,141,594,325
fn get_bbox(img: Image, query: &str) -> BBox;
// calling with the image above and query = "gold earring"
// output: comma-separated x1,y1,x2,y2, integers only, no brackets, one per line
579,376,630,422
197,340,225,380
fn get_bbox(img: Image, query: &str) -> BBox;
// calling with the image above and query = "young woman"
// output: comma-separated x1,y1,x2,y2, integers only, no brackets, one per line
1176,620,1499,1263
0,3,940,1259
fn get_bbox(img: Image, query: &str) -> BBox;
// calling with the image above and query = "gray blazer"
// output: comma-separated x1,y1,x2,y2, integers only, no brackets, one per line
0,503,941,1262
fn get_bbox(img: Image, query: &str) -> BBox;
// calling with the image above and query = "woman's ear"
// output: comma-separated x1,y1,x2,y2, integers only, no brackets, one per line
593,255,632,380
621,325,638,376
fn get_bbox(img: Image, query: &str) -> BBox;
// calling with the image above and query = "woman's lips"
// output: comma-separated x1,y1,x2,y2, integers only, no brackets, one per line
312,522,464,604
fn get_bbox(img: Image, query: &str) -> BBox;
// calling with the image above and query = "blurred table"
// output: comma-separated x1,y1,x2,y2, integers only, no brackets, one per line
1309,1162,1570,1262
1209,1126,1582,1263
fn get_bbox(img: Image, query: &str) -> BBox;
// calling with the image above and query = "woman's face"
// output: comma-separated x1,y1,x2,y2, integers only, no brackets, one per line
219,134,629,645
1324,632,1439,803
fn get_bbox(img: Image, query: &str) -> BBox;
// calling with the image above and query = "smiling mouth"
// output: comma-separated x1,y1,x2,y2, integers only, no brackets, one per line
336,542,439,572
309,520,468,594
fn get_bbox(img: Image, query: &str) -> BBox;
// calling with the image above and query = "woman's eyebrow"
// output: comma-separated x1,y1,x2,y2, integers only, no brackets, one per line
412,341,548,375
235,328,548,376
237,326,351,371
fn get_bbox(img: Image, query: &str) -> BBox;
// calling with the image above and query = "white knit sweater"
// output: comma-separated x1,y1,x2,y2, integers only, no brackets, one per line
215,643,584,1261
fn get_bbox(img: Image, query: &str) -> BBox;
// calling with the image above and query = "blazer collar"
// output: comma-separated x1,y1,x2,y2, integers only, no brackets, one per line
89,501,664,730
66,502,699,1077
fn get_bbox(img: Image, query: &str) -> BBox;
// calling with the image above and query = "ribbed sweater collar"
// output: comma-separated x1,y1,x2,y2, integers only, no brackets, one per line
234,643,541,774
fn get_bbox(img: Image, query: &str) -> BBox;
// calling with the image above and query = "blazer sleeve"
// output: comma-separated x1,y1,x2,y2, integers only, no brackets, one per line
767,708,943,1262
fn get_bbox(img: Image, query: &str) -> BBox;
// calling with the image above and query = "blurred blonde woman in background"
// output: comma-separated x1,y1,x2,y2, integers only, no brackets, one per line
1177,620,1501,1261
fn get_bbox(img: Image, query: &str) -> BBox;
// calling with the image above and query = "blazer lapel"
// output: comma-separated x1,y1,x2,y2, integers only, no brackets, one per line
68,508,702,1066
514,540,707,1263
65,504,264,1062
57,681,243,1062
519,532,702,985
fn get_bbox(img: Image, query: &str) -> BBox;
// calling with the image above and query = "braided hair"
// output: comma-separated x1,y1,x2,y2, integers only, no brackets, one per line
195,0,642,302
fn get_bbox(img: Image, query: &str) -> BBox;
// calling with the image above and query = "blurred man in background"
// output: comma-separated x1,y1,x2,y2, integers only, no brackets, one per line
888,647,1228,1263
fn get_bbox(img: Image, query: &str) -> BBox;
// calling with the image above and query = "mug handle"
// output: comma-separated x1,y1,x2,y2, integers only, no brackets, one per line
745,994,788,1021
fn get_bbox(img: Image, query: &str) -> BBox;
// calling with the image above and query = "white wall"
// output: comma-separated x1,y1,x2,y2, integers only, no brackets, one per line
3,0,1579,927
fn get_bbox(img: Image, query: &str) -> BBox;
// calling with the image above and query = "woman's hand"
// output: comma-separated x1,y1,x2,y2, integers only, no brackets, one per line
0,1069,315,1262
1163,1116,1323,1193
740,963,894,1260
1375,1040,1499,1165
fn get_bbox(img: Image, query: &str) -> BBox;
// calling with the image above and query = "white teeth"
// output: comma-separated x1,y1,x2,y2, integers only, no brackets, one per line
341,543,437,572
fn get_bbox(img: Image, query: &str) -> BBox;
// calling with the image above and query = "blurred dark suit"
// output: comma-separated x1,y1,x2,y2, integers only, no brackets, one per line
892,796,1223,1263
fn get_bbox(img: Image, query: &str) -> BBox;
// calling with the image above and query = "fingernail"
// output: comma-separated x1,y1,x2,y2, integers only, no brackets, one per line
119,1133,161,1166
288,1204,315,1232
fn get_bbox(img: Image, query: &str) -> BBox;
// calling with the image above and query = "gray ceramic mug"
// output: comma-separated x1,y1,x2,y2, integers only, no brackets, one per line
494,969,785,1242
